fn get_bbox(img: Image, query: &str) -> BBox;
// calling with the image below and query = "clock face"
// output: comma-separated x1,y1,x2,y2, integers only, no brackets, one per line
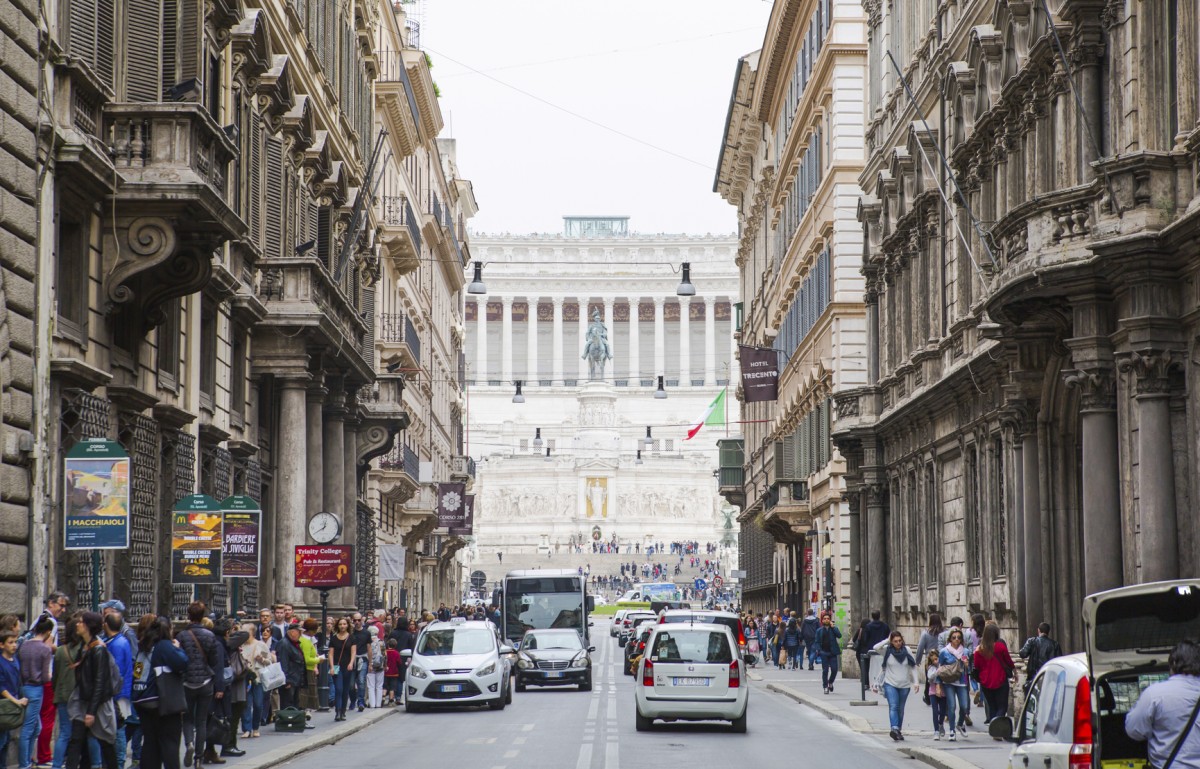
309,512,340,544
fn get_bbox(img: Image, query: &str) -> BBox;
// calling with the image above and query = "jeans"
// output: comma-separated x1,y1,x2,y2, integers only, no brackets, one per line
135,708,181,769
125,711,142,764
944,684,971,732
333,666,354,714
981,682,1010,723
241,684,264,732
882,683,910,731
19,684,44,769
354,660,367,708
931,694,948,732
52,704,72,769
785,646,800,669
820,654,839,689
181,684,213,759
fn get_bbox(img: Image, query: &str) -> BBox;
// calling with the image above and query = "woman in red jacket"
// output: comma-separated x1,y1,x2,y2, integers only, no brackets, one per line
971,623,1016,724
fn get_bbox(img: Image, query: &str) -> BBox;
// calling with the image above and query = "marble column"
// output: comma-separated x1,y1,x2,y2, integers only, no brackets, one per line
1122,352,1180,581
306,382,325,520
865,483,887,617
577,299,588,382
552,298,564,385
526,298,539,384
679,297,691,385
323,394,346,520
846,491,863,623
1021,428,1043,625
501,297,514,384
603,298,615,378
704,296,717,386
475,297,487,383
653,297,665,379
276,376,310,603
628,299,640,383
343,416,359,607
1066,369,1122,594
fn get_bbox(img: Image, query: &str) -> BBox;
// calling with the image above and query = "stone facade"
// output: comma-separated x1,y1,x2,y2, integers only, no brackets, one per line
714,0,868,616
833,0,1200,651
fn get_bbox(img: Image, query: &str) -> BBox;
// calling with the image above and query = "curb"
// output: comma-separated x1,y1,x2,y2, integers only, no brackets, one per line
764,683,875,733
229,707,397,769
899,746,993,769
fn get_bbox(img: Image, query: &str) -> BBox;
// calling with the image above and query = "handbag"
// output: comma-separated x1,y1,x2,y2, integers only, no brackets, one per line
156,669,187,716
207,711,232,745
936,658,965,683
258,661,285,692
0,698,25,731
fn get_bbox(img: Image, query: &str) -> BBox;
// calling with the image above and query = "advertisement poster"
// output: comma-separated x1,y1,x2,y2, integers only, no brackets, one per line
436,482,467,527
63,439,131,550
295,545,355,588
171,494,224,584
221,496,261,578
379,545,406,581
449,494,474,536
739,345,780,402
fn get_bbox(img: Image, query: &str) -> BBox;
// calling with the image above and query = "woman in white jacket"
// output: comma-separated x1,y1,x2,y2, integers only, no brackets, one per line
871,631,920,741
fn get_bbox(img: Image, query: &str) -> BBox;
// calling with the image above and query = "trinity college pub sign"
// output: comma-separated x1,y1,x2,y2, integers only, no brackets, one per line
295,545,355,589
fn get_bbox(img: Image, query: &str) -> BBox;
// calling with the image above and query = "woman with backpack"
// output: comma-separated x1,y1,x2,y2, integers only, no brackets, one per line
131,617,187,769
365,626,385,709
937,628,972,741
64,613,118,769
972,623,1015,724
783,620,802,671
871,631,919,741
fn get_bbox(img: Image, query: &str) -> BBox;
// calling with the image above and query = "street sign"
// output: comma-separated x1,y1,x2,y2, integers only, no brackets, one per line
694,578,707,591
731,569,747,579
295,545,355,588
714,575,724,588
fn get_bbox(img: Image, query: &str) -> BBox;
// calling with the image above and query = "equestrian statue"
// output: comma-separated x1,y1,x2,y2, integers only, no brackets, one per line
581,309,612,380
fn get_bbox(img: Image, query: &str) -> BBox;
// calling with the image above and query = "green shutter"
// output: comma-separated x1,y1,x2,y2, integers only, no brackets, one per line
125,0,162,101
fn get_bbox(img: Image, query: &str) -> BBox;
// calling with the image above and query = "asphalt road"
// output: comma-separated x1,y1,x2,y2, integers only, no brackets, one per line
262,619,915,769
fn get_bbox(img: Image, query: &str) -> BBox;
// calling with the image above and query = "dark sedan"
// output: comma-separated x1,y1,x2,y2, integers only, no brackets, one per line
515,629,594,691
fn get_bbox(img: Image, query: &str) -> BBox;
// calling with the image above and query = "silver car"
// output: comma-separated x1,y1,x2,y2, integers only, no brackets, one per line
634,623,749,733
402,619,514,712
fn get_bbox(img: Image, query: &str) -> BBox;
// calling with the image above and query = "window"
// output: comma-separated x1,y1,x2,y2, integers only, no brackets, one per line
965,445,981,580
157,298,181,389
991,436,1008,577
1018,672,1044,742
55,195,89,341
199,300,217,408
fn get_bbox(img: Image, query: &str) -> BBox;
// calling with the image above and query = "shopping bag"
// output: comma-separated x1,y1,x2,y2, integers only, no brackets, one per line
258,662,286,692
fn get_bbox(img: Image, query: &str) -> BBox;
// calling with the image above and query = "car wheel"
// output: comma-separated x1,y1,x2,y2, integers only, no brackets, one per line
731,710,748,734
515,678,527,692
635,709,652,732
488,694,506,711
405,701,425,713
505,681,514,704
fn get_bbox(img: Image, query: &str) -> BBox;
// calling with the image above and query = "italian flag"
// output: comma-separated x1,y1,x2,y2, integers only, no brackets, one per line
685,390,726,441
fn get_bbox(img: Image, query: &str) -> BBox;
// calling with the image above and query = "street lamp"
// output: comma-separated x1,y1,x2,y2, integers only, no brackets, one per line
512,381,525,404
643,426,653,447
467,261,487,295
654,375,667,399
676,262,696,296
533,427,542,448
635,449,643,465
544,446,552,462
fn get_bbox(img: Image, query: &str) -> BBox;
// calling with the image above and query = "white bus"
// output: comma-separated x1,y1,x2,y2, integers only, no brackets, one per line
495,569,595,647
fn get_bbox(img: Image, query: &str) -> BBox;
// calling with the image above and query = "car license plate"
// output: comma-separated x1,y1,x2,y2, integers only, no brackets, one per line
544,671,564,678
442,684,463,693
672,677,709,687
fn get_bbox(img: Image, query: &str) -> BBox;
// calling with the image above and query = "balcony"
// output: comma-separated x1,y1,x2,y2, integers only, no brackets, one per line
378,442,421,504
716,438,745,507
356,375,412,477
375,51,422,157
377,312,421,370
761,481,812,542
450,455,476,483
100,102,245,326
379,195,422,274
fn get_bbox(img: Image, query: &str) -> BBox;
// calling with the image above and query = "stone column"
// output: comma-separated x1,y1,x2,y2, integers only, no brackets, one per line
343,415,360,607
1121,351,1180,581
526,298,538,383
277,376,310,604
627,299,640,383
653,297,666,379
323,392,346,521
704,296,717,386
475,297,488,384
1021,427,1043,625
864,483,887,618
603,298,615,377
1065,369,1122,594
306,381,326,520
846,490,863,621
577,299,588,382
552,298,564,385
679,297,691,385
500,297,514,384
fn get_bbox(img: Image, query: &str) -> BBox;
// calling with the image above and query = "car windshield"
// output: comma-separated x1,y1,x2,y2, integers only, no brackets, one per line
504,578,583,640
523,631,582,650
417,628,495,656
650,630,733,664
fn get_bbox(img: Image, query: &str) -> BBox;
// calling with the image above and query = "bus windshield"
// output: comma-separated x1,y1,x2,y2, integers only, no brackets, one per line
504,576,584,643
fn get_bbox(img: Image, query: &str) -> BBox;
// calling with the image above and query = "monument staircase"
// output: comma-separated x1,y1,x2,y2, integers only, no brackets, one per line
475,548,729,599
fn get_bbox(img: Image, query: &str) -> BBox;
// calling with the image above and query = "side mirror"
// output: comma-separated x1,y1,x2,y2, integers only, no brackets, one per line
399,649,412,658
588,621,595,627
988,716,1016,742
499,645,516,655
588,646,596,653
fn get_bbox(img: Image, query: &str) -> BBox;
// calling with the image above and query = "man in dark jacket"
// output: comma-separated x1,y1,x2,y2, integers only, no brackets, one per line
859,610,890,694
65,612,117,769
217,621,249,758
1018,623,1063,693
800,610,820,670
276,626,306,711
178,602,224,769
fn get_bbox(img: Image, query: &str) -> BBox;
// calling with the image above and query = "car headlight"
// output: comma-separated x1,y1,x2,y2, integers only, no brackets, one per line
571,653,590,668
408,666,428,679
517,655,533,670
476,661,497,676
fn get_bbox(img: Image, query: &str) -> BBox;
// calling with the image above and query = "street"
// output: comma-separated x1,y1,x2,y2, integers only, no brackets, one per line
234,620,921,769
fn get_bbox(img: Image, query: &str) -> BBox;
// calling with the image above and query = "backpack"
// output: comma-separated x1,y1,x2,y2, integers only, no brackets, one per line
369,640,384,672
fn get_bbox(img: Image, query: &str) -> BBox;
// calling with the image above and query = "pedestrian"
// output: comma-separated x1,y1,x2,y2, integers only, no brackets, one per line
973,624,1015,724
64,612,118,769
914,613,944,663
237,625,273,740
1125,638,1200,767
814,613,842,694
216,622,248,758
350,614,371,712
938,628,972,741
383,640,402,706
365,627,385,709
298,620,320,713
871,631,919,741
858,611,890,697
773,615,787,669
0,629,28,769
327,618,355,721
90,612,132,769
800,610,820,671
1017,623,1063,694
30,593,69,769
923,650,948,740
17,616,54,769
177,602,222,769
783,619,802,671
937,616,974,726
51,615,83,769
131,617,187,769
275,626,305,711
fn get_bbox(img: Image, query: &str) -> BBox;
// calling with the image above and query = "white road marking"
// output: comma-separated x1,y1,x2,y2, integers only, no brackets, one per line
575,743,593,769
604,741,619,769
512,736,526,745
521,723,534,732
504,750,519,759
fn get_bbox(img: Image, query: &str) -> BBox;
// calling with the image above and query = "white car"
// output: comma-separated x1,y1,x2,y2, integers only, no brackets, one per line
634,623,748,733
402,619,514,711
610,610,629,637
991,580,1200,768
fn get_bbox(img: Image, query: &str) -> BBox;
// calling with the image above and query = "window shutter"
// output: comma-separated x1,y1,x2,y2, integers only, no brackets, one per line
161,0,177,99
96,0,115,87
361,286,375,357
249,112,262,250
178,0,203,95
306,200,318,244
125,0,162,101
317,207,331,270
265,136,284,259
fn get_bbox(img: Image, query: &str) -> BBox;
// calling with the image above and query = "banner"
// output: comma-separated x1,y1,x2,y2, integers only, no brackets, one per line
449,494,474,536
64,439,131,550
295,545,355,588
379,545,407,581
739,345,779,403
221,496,261,578
437,482,467,528
171,494,224,584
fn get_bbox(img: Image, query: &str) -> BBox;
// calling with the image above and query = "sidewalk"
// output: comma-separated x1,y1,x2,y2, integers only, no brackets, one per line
748,661,1012,769
217,704,398,769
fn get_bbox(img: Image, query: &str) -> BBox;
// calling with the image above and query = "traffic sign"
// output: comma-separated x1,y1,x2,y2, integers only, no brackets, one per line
714,575,724,588
694,578,707,591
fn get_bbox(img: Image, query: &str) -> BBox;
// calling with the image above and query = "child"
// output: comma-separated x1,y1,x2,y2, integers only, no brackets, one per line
383,639,402,706
925,650,947,740
0,631,28,763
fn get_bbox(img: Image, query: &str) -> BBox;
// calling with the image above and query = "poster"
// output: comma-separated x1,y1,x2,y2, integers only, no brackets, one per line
171,494,224,584
63,439,131,550
379,544,406,580
585,477,608,518
295,545,355,588
449,494,474,536
221,496,261,578
739,345,780,402
437,482,466,527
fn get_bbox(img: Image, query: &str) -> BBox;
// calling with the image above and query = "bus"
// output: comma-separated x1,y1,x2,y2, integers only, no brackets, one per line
615,582,683,607
494,569,595,647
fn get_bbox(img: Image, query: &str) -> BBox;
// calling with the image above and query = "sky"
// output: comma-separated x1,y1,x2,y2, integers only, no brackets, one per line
422,0,773,237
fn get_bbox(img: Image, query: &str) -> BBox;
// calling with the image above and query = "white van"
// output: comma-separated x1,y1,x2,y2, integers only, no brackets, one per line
991,580,1200,768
